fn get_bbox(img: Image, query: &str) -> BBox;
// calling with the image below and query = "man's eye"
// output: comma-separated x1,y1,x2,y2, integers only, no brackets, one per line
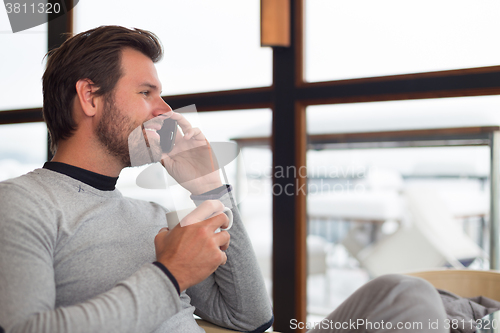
141,91,150,96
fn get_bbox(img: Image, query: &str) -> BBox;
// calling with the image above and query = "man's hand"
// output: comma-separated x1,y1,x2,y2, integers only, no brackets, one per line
160,112,223,195
154,200,231,292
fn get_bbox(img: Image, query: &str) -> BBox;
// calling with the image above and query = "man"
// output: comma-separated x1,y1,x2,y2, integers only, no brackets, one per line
0,26,273,332
0,25,452,333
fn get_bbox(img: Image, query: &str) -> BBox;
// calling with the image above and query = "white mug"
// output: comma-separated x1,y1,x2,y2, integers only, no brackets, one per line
166,207,233,232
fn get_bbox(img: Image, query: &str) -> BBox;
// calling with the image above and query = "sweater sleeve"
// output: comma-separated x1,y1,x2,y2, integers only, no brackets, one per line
188,186,274,332
0,183,182,333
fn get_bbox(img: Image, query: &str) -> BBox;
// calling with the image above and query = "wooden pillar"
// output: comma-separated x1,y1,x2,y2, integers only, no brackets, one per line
271,1,307,332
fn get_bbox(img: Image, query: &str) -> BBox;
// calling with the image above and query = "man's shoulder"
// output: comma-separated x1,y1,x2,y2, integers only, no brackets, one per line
0,169,60,209
1,167,68,191
1,167,118,199
0,169,60,235
0,168,47,194
121,195,169,215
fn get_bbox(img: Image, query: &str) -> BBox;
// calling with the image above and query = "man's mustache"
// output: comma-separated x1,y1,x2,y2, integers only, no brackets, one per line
143,115,166,130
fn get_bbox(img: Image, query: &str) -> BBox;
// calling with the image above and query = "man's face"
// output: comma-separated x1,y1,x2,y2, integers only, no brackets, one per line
95,47,172,167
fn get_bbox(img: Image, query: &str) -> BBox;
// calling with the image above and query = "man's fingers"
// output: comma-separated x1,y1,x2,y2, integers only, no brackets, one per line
154,227,169,245
220,251,228,265
184,127,205,141
211,211,231,229
166,112,206,142
205,211,229,231
168,112,193,135
158,227,169,233
216,230,230,251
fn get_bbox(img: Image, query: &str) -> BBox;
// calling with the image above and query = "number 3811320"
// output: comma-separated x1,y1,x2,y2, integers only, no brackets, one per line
5,2,61,14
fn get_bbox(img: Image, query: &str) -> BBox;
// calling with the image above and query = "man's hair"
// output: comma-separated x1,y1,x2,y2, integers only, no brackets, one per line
42,25,163,154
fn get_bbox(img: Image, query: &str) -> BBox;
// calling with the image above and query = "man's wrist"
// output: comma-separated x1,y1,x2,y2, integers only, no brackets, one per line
190,184,231,201
190,181,224,196
152,261,181,295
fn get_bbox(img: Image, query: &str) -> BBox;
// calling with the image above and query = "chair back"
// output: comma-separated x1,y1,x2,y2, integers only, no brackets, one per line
406,269,500,301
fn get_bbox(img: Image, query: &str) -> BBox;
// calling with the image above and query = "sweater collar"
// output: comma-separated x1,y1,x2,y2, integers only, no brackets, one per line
43,162,118,191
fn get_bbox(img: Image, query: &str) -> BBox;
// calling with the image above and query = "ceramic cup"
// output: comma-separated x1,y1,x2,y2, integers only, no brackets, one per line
166,207,233,232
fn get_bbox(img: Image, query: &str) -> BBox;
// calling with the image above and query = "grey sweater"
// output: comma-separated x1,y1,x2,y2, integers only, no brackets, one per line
0,166,273,333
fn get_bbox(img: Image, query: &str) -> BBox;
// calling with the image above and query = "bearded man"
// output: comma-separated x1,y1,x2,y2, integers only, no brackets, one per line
0,26,273,333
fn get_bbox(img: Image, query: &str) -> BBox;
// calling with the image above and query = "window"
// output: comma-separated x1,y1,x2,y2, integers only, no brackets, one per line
305,0,500,82
0,122,47,181
74,0,272,95
0,9,47,111
305,97,493,319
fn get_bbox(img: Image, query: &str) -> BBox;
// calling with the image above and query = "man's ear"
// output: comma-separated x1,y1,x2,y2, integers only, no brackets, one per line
75,79,99,117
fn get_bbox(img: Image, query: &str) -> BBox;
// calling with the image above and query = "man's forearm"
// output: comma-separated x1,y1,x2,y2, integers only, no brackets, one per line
1,264,182,333
187,186,274,332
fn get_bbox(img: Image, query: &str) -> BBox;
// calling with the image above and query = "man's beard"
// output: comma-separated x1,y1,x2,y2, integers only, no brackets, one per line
95,94,162,168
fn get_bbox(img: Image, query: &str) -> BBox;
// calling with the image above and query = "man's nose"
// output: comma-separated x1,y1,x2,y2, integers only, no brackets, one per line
153,96,172,116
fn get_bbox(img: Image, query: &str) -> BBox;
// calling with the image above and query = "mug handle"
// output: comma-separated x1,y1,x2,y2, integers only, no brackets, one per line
218,207,233,232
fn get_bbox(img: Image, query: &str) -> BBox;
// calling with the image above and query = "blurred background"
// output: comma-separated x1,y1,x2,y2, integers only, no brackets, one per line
2,1,500,331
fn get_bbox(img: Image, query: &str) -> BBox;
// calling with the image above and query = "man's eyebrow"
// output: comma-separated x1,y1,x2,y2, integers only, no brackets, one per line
139,82,162,93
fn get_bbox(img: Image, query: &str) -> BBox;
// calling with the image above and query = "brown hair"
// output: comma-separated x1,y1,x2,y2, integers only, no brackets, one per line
42,25,163,154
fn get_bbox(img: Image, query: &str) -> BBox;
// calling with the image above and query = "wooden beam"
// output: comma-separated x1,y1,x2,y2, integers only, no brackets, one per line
271,1,306,332
162,86,273,112
48,0,73,52
0,108,43,125
232,126,500,147
297,69,500,106
294,102,307,330
310,126,499,144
